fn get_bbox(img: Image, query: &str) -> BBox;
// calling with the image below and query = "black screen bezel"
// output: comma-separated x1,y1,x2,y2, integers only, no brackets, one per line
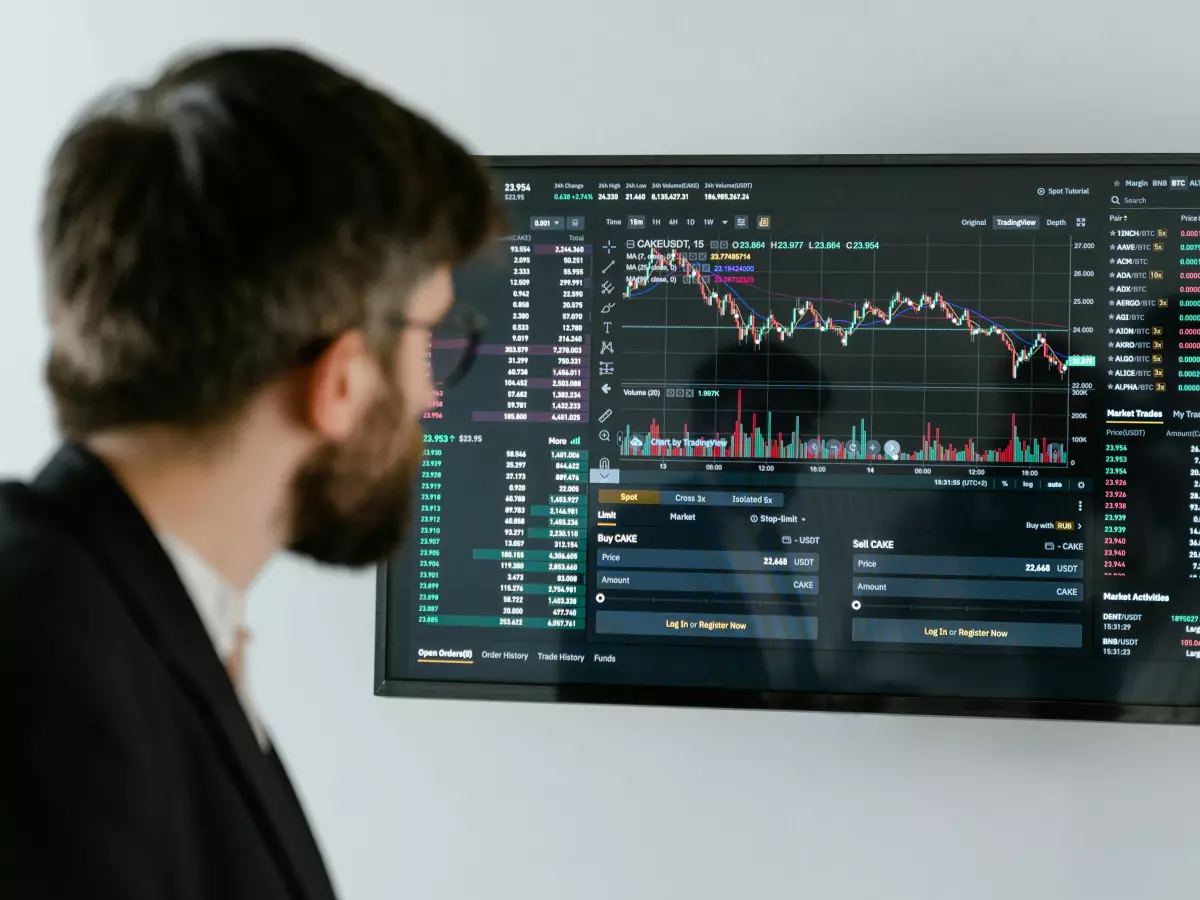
375,153,1200,726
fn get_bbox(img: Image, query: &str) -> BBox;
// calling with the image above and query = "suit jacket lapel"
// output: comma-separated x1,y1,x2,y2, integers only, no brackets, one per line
32,443,335,900
264,741,334,887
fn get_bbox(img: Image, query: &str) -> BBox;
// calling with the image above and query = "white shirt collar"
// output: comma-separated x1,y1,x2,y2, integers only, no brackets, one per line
157,533,268,749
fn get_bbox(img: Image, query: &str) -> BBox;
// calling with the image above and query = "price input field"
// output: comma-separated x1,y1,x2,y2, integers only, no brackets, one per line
597,549,819,572
853,554,1083,579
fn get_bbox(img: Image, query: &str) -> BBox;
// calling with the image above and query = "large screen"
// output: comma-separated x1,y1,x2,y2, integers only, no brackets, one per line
376,155,1200,724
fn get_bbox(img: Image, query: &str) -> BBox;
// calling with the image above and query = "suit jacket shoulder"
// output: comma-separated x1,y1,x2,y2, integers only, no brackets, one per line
0,449,338,900
0,481,170,896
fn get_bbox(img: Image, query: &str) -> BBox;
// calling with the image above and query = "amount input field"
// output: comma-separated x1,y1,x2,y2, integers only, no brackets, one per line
852,577,1081,602
853,554,1083,579
596,570,818,595
597,549,819,572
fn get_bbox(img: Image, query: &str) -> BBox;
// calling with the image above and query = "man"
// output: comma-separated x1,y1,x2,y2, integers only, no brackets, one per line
0,46,502,898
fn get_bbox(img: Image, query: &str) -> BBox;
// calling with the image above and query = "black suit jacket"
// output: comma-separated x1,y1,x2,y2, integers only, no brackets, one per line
0,443,337,900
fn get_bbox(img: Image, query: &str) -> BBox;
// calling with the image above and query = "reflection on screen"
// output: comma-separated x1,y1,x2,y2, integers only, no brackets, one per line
380,160,1200,720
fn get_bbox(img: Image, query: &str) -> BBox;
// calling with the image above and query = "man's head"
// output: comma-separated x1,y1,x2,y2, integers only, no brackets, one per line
40,47,502,567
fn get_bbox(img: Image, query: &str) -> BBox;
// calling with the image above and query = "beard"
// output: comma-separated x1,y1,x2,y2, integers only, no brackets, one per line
286,388,424,568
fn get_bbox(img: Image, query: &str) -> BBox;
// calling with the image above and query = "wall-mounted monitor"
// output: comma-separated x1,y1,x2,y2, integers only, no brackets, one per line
377,155,1200,724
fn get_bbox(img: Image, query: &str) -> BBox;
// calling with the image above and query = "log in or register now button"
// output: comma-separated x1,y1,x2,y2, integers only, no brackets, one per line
596,610,818,641
852,618,1082,648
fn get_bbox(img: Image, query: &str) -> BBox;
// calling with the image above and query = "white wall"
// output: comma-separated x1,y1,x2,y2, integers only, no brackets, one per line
5,2,1200,898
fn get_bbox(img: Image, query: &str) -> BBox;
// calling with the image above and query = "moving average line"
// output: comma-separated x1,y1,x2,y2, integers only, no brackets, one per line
625,247,1070,379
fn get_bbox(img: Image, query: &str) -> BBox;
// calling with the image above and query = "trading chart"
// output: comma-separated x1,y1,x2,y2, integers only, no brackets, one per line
616,238,1076,465
378,158,1200,724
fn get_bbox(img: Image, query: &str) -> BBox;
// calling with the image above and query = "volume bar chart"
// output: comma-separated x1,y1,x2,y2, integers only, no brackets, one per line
619,391,1066,464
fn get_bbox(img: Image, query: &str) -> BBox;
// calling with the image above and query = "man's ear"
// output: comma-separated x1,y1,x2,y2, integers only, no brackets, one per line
303,330,374,441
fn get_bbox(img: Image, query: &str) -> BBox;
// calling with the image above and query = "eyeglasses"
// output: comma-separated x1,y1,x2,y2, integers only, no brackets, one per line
295,305,485,389
389,305,485,389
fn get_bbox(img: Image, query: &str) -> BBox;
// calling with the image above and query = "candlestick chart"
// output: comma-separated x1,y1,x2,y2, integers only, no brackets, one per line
613,235,1077,468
